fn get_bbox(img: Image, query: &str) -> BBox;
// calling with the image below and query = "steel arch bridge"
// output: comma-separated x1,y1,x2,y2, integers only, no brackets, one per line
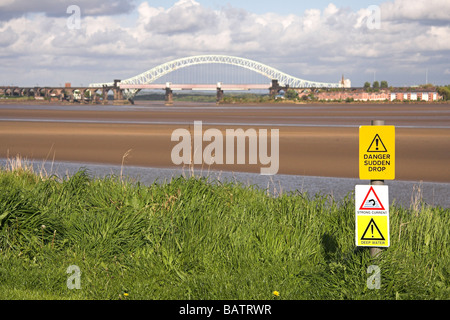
89,55,342,99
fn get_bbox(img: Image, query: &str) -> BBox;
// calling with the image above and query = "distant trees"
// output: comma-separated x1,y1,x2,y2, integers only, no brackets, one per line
285,89,299,100
437,85,450,100
364,80,388,91
373,81,380,89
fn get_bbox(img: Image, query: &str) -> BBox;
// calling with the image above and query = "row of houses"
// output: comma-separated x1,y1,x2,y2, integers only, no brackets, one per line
311,89,442,102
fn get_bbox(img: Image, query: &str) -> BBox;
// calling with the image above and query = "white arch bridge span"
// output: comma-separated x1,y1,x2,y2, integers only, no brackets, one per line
89,55,348,101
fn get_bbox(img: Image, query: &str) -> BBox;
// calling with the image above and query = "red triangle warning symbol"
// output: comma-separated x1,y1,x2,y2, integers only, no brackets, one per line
359,186,386,210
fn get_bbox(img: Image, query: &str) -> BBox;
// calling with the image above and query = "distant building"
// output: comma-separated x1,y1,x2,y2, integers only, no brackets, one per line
314,87,442,102
315,89,390,101
339,75,351,88
390,89,441,102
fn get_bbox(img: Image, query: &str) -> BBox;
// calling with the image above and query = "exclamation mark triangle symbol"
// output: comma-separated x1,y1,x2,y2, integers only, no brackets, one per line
361,218,385,241
367,134,387,152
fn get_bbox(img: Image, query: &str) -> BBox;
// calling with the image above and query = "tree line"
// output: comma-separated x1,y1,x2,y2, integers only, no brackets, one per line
437,85,450,100
364,81,389,91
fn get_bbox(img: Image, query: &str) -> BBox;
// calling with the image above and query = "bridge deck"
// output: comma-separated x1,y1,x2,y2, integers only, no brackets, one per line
119,84,271,91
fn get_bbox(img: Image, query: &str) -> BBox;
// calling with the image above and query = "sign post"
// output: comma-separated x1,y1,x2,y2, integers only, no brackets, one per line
358,120,395,257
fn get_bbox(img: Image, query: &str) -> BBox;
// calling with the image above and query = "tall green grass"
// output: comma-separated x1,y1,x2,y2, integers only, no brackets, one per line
0,160,448,300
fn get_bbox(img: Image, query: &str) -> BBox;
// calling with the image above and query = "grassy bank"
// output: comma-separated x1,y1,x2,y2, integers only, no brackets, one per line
0,160,448,300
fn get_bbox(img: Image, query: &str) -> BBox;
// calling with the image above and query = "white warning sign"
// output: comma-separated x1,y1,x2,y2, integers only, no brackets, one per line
355,185,390,247
355,185,389,215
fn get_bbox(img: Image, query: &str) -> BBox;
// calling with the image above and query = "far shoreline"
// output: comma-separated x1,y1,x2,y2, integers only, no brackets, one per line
1,97,450,106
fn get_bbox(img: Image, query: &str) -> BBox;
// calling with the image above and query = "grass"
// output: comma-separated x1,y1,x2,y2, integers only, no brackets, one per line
0,158,448,300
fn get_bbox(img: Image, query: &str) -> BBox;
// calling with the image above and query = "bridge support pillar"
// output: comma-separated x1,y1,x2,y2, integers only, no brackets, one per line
67,89,74,103
113,89,123,101
79,89,86,103
216,88,224,104
112,80,124,102
85,89,96,104
270,80,281,98
89,89,98,104
269,79,289,98
165,88,173,106
102,87,109,104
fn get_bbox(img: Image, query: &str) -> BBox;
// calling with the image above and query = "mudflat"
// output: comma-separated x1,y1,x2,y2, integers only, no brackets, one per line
0,101,449,183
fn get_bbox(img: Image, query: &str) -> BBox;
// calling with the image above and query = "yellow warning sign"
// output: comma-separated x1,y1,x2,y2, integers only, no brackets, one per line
356,215,390,247
360,126,395,180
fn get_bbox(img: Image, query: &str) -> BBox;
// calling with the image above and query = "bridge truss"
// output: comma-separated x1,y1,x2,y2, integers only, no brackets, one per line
89,55,342,99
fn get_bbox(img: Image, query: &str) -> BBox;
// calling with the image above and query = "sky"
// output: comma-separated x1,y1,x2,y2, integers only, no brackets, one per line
0,0,449,87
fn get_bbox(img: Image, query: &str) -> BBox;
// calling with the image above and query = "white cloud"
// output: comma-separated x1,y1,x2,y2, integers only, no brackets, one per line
381,0,450,22
0,0,449,87
145,0,219,35
0,26,18,47
0,0,135,20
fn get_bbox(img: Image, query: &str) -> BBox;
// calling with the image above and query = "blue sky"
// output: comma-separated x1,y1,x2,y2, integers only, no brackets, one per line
0,0,449,87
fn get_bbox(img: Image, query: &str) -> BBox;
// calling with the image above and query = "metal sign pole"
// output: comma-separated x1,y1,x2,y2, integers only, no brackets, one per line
370,120,385,258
